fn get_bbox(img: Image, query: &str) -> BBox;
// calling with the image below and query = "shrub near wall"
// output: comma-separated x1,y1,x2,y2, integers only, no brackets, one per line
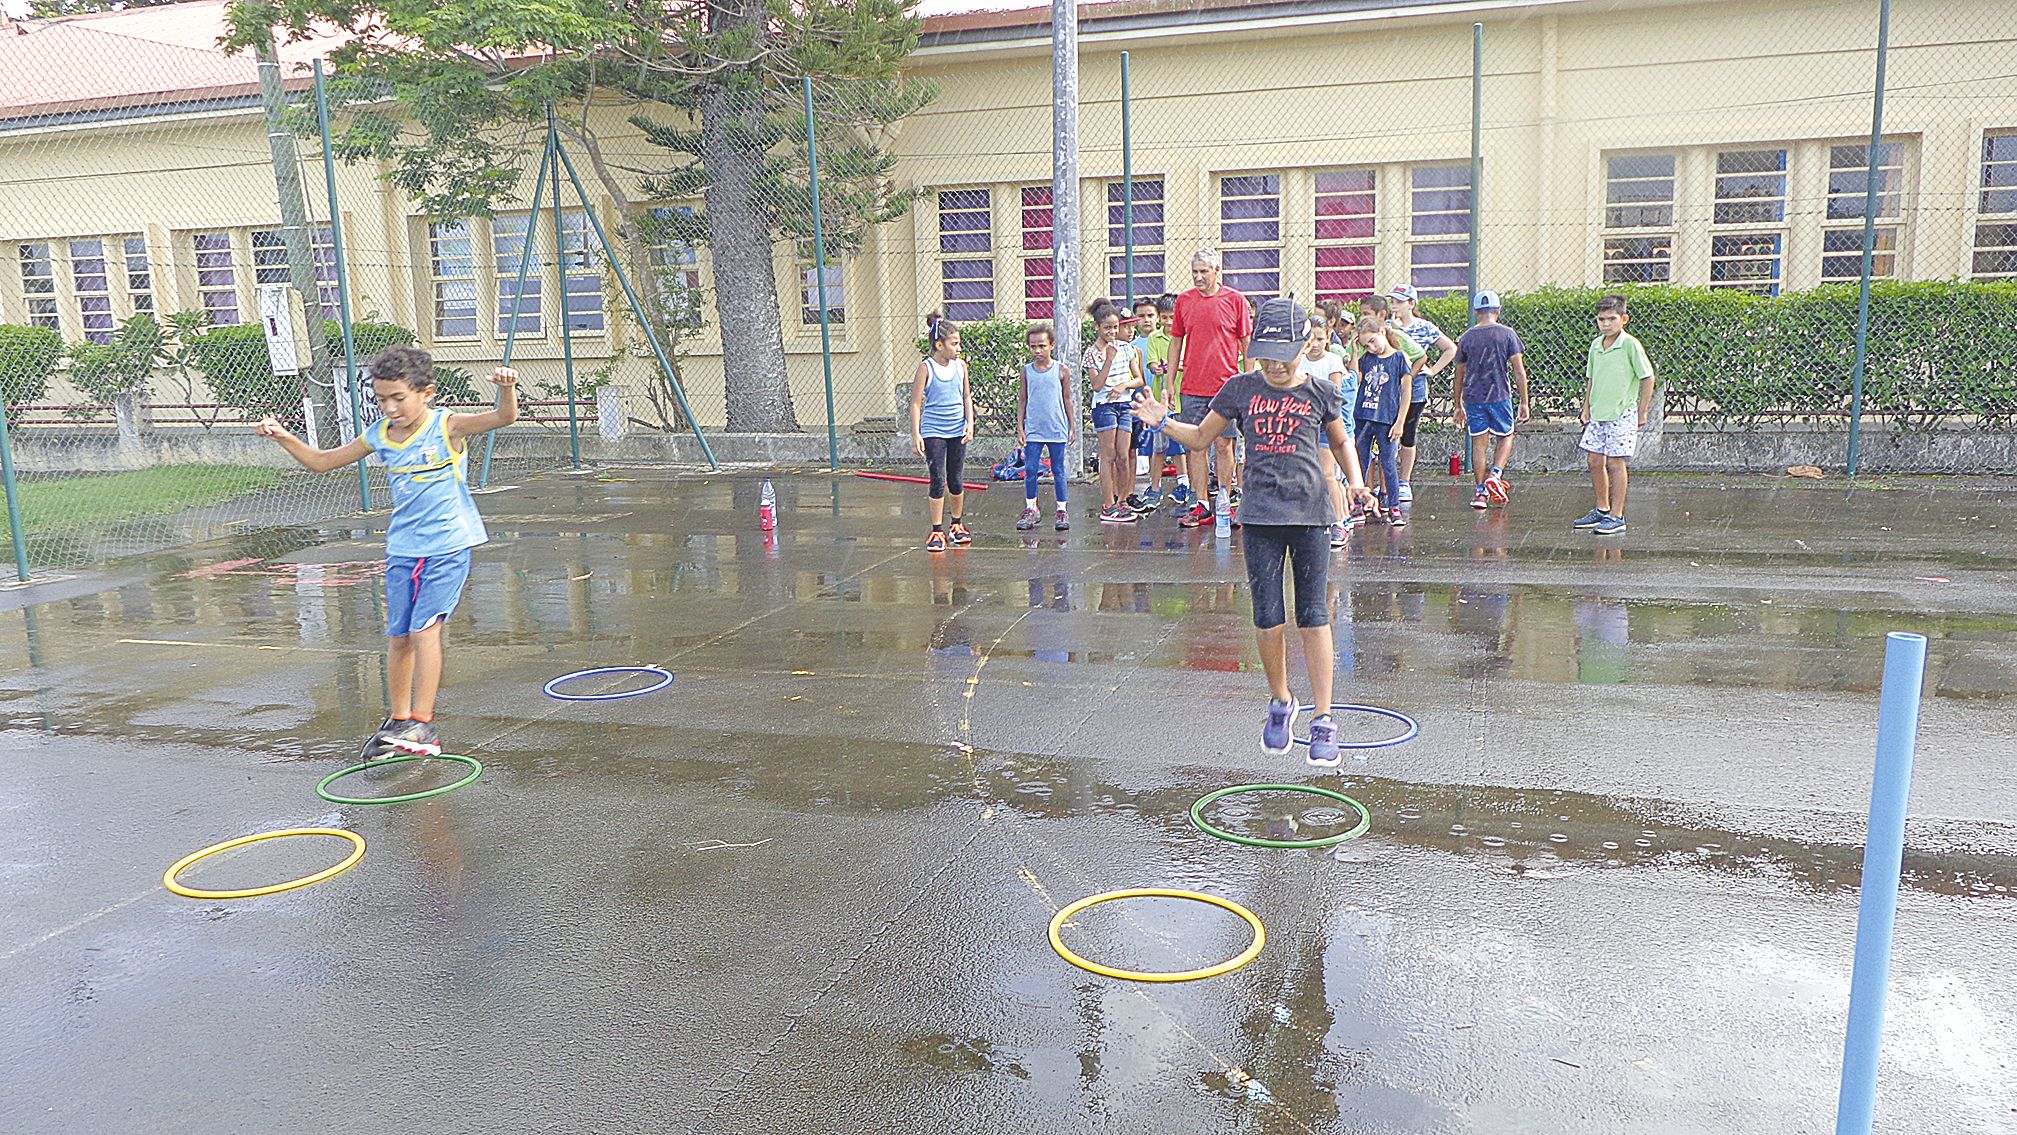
1420,282,2017,428
0,324,63,418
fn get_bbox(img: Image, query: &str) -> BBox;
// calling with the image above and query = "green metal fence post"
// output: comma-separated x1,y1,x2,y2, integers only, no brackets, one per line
551,138,719,470
1122,51,1133,306
478,122,554,488
1469,23,1483,302
0,393,28,581
803,76,839,472
1846,0,1892,478
548,112,582,469
314,58,371,512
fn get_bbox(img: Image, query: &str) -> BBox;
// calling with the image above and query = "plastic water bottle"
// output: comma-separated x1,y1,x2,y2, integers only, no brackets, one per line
1214,486,1231,540
758,478,777,531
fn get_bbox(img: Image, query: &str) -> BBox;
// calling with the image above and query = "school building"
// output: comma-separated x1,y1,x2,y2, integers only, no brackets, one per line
0,0,2010,427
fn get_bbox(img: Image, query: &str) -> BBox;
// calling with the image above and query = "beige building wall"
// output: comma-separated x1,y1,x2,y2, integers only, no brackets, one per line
2,0,2012,423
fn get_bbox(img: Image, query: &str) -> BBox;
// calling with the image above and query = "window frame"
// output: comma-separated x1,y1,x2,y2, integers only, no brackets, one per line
1313,166,1378,305
1105,176,1166,304
1406,163,1473,298
1217,171,1283,300
1020,184,1054,321
935,187,996,323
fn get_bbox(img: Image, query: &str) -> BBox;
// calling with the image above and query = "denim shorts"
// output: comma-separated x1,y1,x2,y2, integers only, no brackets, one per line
1465,399,1516,437
385,549,473,637
1090,401,1133,433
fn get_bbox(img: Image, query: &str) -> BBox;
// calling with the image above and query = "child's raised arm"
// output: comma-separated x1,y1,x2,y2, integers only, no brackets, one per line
447,367,520,439
257,418,369,473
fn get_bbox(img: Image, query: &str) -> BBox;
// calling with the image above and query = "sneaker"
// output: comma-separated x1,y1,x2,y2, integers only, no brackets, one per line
1262,699,1299,755
925,529,947,552
1484,473,1510,504
1306,715,1341,768
1396,480,1414,504
1228,486,1243,509
1471,487,1490,511
1054,509,1070,532
1390,508,1408,528
1208,476,1221,498
1178,503,1212,529
1162,462,1180,477
383,718,441,757
1345,506,1367,532
1572,508,1610,530
1099,505,1137,524
1171,484,1194,507
359,717,400,761
1124,493,1149,512
1594,515,1628,537
1016,507,1039,531
948,519,973,546
1140,487,1165,512
1329,522,1348,548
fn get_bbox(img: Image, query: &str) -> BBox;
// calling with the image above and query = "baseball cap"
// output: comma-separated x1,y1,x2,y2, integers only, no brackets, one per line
1247,296,1308,362
1387,283,1419,304
1471,290,1502,311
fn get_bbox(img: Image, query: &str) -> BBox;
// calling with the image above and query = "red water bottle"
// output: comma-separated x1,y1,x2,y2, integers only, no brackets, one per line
759,478,777,531
1448,454,1463,477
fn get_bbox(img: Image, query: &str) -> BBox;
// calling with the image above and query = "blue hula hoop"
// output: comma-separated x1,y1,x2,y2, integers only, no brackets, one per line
1292,703,1418,749
543,666,675,702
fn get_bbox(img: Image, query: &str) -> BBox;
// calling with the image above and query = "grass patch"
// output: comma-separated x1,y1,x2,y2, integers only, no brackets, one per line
11,464,286,533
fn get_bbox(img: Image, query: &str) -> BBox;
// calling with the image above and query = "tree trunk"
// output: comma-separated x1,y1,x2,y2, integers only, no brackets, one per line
696,64,797,430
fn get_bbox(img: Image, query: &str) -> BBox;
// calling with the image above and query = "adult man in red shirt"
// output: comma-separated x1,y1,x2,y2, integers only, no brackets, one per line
1166,248,1251,528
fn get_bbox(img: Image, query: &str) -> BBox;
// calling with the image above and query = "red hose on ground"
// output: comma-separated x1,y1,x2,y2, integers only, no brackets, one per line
853,471,991,491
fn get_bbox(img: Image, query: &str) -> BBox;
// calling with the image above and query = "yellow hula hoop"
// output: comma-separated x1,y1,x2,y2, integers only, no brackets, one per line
1047,887,1266,983
162,827,366,900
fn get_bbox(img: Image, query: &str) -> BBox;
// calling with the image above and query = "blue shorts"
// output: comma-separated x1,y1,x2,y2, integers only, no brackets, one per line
1465,399,1516,437
1090,401,1133,433
385,549,472,637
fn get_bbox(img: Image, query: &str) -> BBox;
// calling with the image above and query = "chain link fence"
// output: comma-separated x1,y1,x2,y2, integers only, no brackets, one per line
2,1,2016,577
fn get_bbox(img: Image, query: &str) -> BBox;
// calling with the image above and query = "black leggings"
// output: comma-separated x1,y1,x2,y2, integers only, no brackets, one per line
1399,400,1427,448
1242,524,1331,629
923,436,967,500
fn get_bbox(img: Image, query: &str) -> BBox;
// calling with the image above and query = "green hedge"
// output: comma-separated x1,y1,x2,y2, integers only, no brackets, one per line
1417,281,2017,427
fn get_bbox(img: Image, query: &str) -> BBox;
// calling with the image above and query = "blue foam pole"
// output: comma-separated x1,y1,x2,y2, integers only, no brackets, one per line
1834,630,1926,1135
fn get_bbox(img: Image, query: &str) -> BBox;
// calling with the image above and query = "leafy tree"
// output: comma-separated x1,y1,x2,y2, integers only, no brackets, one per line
229,0,935,433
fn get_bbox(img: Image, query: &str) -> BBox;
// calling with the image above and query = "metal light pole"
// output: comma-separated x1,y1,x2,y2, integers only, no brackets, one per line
1121,51,1133,307
1053,0,1082,478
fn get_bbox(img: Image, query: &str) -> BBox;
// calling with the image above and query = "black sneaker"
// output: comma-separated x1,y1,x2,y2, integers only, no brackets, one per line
359,718,400,761
383,719,441,757
1124,493,1148,512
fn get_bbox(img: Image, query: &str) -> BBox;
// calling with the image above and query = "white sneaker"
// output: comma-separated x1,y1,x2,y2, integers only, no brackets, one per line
1396,480,1413,503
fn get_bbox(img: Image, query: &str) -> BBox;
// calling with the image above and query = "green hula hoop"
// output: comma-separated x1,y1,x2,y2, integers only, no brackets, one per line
316,753,483,805
1189,784,1371,849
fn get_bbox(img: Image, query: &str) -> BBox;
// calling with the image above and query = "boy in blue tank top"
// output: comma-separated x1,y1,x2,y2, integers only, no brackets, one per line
257,346,519,759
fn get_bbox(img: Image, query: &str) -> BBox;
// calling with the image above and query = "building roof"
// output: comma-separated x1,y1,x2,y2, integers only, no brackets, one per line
0,0,1489,127
0,0,348,127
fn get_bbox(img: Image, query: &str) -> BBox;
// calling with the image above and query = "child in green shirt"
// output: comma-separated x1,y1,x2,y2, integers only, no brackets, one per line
1574,294,1657,537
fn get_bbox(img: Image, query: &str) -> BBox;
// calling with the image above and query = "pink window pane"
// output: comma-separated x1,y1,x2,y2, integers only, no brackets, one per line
1315,217,1376,241
1023,228,1053,251
1316,268,1375,295
1315,193,1375,218
1023,186,1052,207
1315,169,1375,194
1026,300,1054,319
1317,245,1376,269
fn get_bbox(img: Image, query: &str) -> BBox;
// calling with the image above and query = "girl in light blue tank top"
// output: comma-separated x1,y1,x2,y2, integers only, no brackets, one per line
1016,323,1072,528
909,313,975,551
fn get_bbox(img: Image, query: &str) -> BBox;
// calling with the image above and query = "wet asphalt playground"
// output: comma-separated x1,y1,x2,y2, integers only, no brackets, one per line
3,467,2015,1134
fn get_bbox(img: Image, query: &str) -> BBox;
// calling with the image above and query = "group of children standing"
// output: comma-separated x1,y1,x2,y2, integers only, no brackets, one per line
909,270,1659,766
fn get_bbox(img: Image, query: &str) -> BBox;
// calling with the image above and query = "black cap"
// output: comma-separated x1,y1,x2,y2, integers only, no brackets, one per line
1247,297,1308,362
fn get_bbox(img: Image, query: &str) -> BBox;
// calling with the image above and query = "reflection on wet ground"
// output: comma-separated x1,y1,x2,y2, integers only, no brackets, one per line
4,469,2016,1135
